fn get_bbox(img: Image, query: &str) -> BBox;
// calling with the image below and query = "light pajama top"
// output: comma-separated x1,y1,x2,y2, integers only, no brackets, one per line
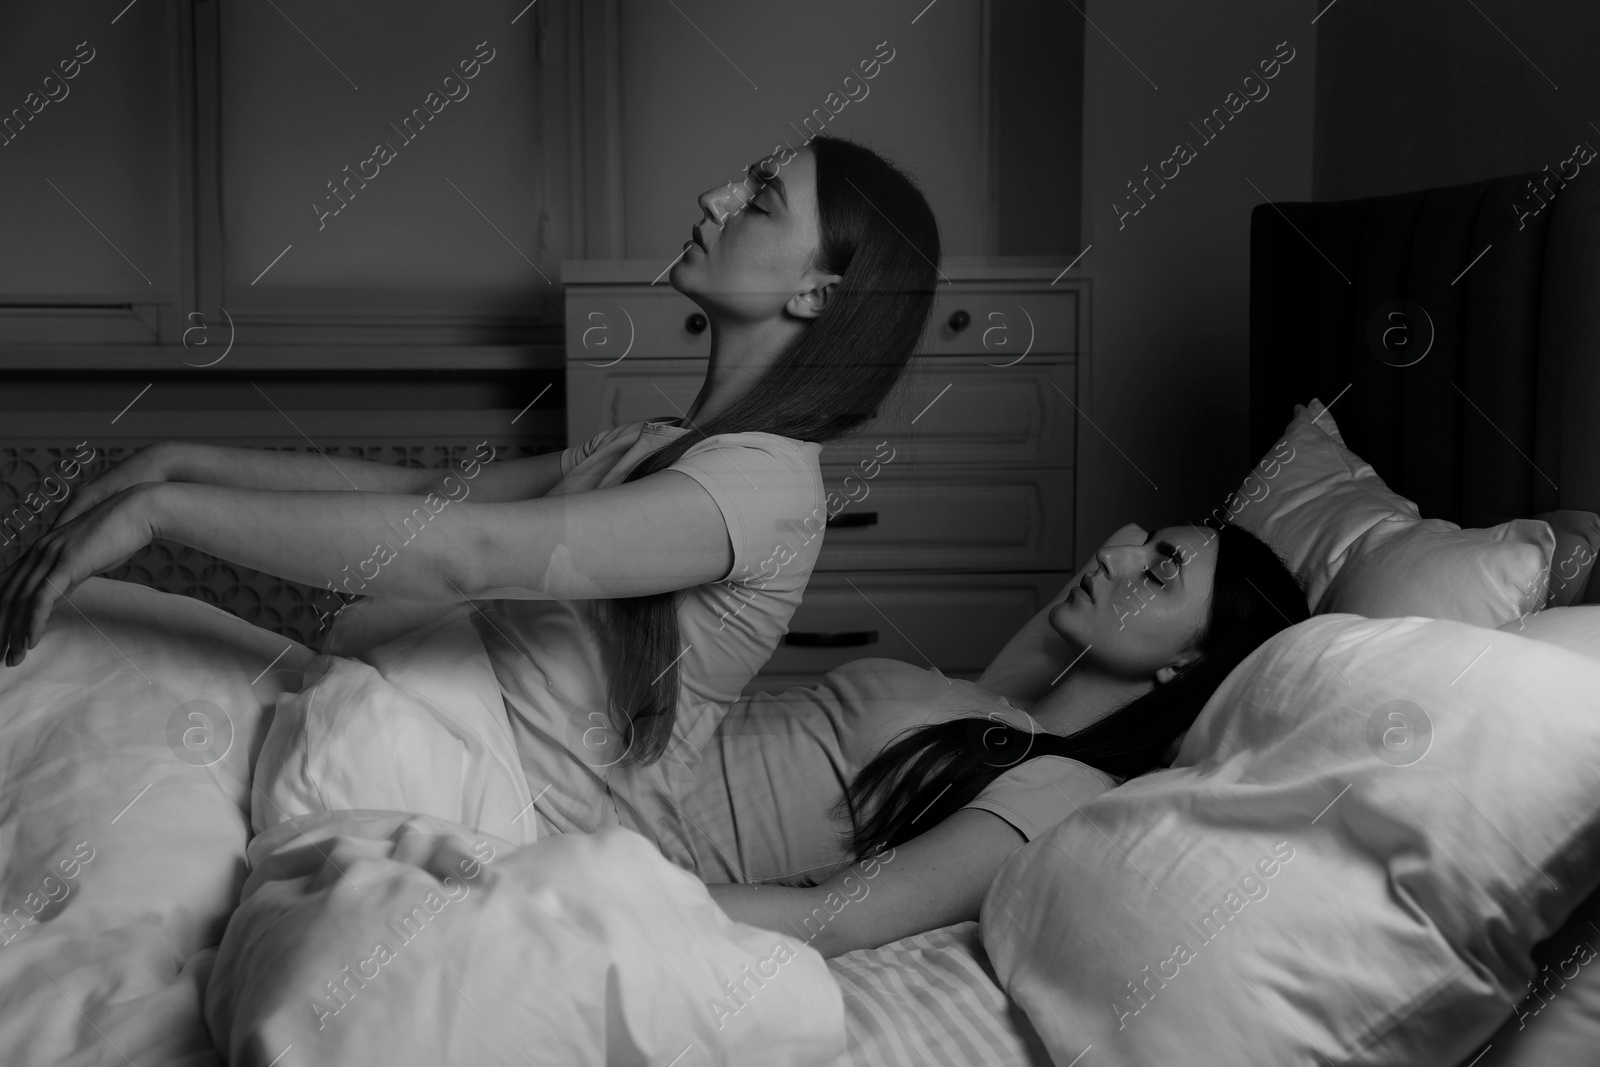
673,657,1122,884
466,419,827,849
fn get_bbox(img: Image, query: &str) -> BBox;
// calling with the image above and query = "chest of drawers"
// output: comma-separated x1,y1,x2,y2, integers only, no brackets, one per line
562,258,1088,690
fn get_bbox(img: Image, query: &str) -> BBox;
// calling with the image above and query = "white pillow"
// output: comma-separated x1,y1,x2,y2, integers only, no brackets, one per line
1324,515,1555,627
1229,399,1554,626
982,612,1600,1065
1469,607,1600,1065
1498,604,1600,659
1222,399,1418,606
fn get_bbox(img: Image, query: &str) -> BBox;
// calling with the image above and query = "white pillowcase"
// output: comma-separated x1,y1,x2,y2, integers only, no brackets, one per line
981,612,1600,1066
1227,399,1554,626
1499,604,1600,659
1324,515,1555,627
1470,607,1600,1065
1221,399,1417,607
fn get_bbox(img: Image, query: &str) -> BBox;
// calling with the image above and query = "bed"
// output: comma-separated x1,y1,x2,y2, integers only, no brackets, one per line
2,164,1600,1066
816,161,1600,1067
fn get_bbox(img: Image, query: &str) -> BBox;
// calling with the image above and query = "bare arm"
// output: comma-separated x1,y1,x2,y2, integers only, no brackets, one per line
51,440,569,532
140,468,733,602
978,521,1144,704
169,441,569,502
706,808,1027,959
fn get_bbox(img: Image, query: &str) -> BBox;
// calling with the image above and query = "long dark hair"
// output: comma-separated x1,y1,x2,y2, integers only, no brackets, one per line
833,522,1307,857
599,135,941,765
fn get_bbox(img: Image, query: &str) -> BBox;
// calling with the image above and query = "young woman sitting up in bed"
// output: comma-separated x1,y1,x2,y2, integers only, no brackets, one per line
702,520,1307,957
0,136,940,823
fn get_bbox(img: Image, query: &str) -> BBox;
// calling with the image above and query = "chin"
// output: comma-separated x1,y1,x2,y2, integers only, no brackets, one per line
667,261,693,294
1047,600,1088,644
671,263,720,308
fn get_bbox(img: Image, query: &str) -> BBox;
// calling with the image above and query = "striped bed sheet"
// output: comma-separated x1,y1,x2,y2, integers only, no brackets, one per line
825,921,1054,1067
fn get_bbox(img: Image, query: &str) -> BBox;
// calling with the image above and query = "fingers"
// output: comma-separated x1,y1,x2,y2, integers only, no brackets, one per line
1,541,59,666
0,548,34,659
47,488,102,532
5,553,66,667
47,503,83,531
0,579,20,666
1,561,28,666
20,567,67,656
7,502,83,649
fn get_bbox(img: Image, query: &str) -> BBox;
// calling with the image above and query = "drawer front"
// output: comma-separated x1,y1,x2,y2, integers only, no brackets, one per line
921,287,1078,357
566,285,1077,362
814,466,1072,572
830,360,1075,467
566,360,703,442
749,571,1065,687
566,289,711,363
566,357,1076,466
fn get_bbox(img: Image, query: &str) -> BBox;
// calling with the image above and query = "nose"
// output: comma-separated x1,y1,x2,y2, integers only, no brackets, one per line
1097,543,1145,583
698,176,757,227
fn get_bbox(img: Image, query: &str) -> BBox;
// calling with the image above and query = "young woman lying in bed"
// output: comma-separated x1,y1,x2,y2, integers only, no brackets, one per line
0,135,939,787
704,519,1307,957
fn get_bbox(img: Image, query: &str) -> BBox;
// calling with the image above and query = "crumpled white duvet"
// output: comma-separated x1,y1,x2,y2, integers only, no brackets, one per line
205,812,845,1067
0,576,315,1067
250,605,541,845
217,607,847,1066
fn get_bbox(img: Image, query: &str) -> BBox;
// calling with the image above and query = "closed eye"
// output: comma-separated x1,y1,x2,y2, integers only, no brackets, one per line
1144,537,1184,588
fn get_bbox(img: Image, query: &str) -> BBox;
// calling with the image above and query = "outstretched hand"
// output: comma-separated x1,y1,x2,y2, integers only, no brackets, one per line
0,485,158,667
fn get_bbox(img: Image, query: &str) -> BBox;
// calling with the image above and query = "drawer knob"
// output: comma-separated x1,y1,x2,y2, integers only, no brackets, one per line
685,312,708,335
783,630,879,648
948,309,971,332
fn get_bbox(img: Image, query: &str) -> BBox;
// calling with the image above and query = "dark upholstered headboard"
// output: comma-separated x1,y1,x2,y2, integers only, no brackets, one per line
1250,169,1600,527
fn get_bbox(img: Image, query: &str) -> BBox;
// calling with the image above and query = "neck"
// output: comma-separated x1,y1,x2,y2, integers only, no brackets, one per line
1023,650,1153,737
684,314,805,425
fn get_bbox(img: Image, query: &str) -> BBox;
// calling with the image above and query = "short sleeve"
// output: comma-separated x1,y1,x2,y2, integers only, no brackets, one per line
667,434,824,585
962,756,1120,842
561,425,617,477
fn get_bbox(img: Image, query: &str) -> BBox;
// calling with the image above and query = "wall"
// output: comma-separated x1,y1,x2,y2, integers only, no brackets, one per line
617,0,988,259
1076,0,1316,554
1313,0,1600,201
992,0,1084,255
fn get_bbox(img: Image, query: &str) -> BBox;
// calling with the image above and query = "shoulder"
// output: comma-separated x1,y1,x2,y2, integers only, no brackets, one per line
988,755,1121,796
962,755,1121,842
675,431,823,473
565,420,648,472
588,420,650,448
668,432,825,511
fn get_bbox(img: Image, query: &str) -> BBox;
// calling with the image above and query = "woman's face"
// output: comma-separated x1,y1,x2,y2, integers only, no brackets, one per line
1049,523,1218,681
670,147,837,322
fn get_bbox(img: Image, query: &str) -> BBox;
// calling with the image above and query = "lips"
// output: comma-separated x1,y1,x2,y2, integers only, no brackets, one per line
689,227,707,252
1078,569,1095,603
